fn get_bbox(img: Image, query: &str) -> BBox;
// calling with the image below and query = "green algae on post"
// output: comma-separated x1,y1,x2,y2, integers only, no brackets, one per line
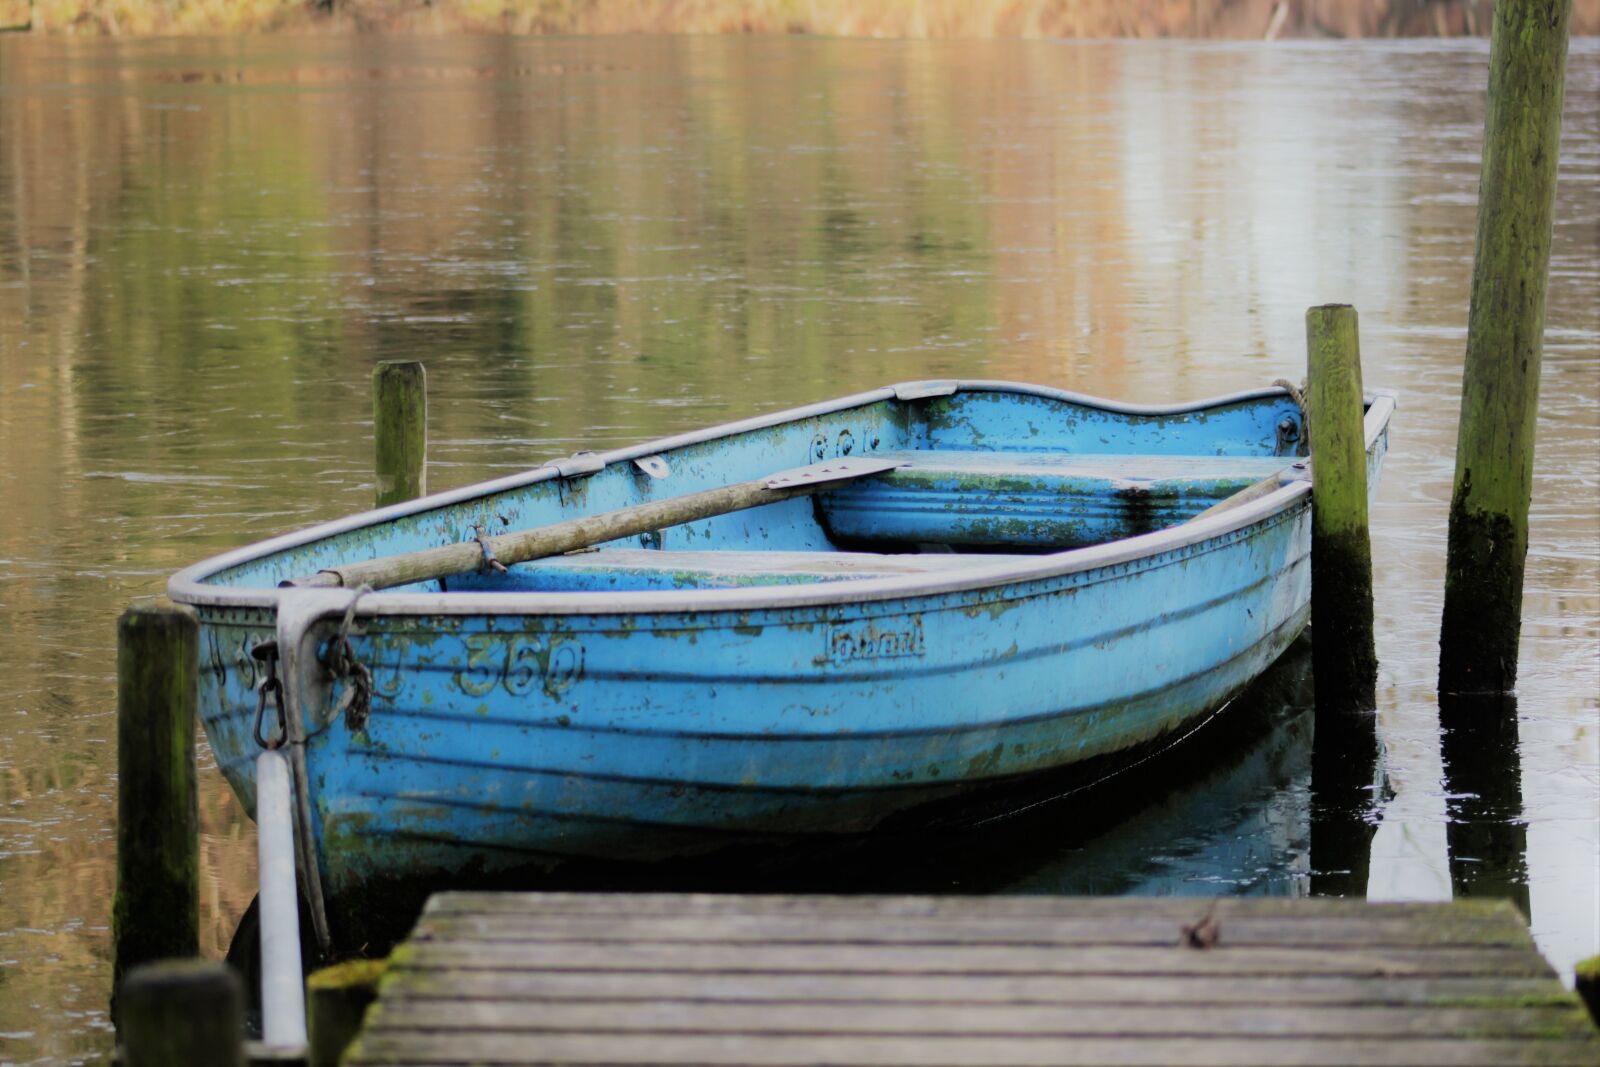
1577,955,1600,1028
1439,0,1572,695
309,958,390,1067
1305,304,1376,715
374,360,428,509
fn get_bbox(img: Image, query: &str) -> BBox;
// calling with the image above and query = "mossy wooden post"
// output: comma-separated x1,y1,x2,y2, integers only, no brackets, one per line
308,958,387,1067
1577,956,1600,1027
1439,0,1572,695
120,960,244,1067
1306,304,1377,714
112,604,199,1001
373,360,426,508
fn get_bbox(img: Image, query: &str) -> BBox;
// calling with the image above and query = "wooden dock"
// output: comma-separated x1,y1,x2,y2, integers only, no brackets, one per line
343,893,1599,1066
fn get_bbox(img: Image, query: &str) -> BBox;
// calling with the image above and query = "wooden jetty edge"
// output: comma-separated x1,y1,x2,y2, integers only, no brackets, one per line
341,893,1600,1066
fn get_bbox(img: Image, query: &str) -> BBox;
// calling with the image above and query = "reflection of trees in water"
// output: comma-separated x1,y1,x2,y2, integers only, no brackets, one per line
22,0,1591,39
0,37,1115,1057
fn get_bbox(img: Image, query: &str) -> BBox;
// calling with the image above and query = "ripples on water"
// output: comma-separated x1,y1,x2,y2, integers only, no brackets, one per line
0,34,1596,1062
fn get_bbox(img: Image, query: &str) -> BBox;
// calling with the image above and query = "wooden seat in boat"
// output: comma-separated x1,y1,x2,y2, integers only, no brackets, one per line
818,450,1292,548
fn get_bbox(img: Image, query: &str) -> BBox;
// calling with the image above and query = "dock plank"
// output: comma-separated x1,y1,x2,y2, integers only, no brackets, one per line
349,1032,1599,1067
369,1000,1598,1039
346,894,1599,1066
400,941,1556,977
413,913,1537,949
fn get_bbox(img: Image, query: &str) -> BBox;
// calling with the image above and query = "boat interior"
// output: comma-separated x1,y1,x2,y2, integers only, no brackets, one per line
444,450,1297,593
202,386,1316,595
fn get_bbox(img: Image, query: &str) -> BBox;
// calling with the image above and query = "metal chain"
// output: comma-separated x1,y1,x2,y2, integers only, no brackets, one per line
319,585,375,735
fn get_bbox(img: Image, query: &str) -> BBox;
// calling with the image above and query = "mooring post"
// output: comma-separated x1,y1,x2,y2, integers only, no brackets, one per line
1305,304,1377,714
373,360,427,508
307,958,387,1067
120,960,245,1067
112,604,200,1000
1439,0,1572,695
1577,956,1600,1028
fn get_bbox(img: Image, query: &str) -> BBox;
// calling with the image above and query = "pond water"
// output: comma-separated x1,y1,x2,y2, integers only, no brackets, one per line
1,33,1596,1063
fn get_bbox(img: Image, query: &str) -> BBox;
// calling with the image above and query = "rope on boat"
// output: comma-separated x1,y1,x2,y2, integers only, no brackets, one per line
1273,377,1310,457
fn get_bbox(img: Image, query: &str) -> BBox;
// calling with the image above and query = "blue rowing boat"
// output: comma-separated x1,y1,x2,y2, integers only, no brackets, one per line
169,380,1393,948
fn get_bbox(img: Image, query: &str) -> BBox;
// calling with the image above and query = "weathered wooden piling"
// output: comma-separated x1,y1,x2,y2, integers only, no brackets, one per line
1578,956,1600,1028
1439,0,1572,695
120,960,245,1067
112,604,200,995
1305,304,1377,714
308,959,388,1067
373,360,427,508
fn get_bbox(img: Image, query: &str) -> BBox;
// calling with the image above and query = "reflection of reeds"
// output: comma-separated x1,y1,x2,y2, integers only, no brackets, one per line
26,0,1599,38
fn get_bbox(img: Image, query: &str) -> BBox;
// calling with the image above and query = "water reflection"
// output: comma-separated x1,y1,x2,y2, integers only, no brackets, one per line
1308,705,1383,898
1,33,1596,1063
995,638,1314,898
1439,694,1530,914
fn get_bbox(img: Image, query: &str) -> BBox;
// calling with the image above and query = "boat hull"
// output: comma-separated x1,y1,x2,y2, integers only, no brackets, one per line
174,380,1392,947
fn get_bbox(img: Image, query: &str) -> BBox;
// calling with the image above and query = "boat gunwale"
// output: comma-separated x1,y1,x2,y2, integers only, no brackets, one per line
167,381,1394,617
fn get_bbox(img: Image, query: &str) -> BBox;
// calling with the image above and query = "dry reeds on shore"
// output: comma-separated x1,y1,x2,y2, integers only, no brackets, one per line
11,0,1597,38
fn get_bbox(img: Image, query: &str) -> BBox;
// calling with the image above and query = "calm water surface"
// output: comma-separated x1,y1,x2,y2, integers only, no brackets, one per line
1,34,1596,1063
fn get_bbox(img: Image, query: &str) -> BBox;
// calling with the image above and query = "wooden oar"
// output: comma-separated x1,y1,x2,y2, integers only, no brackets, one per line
285,456,906,591
1188,466,1298,523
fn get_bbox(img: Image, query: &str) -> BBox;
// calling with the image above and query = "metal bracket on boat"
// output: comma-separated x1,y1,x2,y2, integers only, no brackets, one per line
549,451,607,479
271,587,368,956
251,641,286,751
632,454,671,480
893,380,959,401
765,456,907,491
1275,416,1302,457
473,523,509,574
